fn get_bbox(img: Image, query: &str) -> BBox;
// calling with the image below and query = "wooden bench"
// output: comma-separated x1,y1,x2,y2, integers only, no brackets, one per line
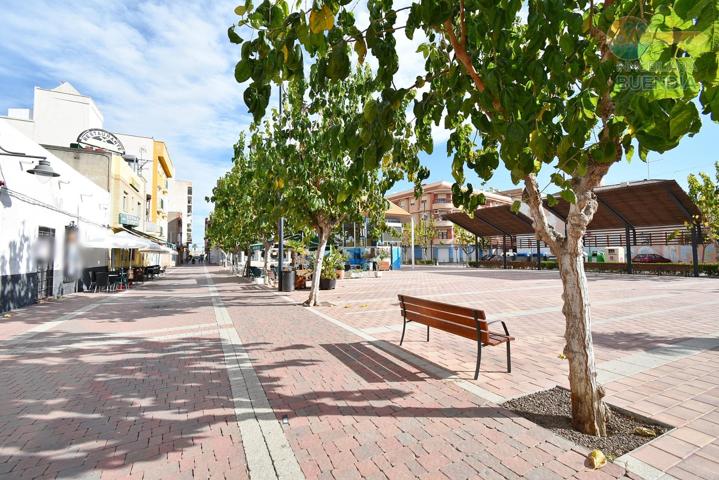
398,295,514,379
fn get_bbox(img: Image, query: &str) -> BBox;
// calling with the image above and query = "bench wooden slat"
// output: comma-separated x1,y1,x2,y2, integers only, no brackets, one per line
403,310,478,341
400,295,486,320
401,302,478,329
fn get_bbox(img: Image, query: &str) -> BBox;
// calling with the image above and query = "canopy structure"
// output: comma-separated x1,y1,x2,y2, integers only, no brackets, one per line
80,230,151,249
385,201,412,220
443,180,705,276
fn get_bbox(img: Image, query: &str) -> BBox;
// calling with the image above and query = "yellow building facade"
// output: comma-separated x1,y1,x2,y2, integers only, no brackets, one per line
150,140,174,242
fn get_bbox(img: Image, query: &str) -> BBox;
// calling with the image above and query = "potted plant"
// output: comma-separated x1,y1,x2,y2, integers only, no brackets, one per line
319,255,338,290
377,248,390,271
334,251,349,279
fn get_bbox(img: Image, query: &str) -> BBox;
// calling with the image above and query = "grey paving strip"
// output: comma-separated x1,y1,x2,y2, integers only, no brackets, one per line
597,331,719,384
204,268,304,480
593,298,719,326
614,454,674,480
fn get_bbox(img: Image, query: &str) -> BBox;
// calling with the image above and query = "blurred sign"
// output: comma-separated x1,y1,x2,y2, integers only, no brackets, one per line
119,213,139,226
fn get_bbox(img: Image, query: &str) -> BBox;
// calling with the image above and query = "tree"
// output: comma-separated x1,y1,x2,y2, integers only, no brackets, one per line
415,217,437,261
247,68,419,305
688,162,719,262
454,225,477,264
206,134,280,282
229,0,719,435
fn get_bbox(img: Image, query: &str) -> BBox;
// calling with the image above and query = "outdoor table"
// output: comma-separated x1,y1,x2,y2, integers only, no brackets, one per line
108,274,120,291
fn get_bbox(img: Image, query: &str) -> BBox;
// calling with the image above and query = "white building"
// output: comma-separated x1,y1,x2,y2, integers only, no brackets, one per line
1,82,104,148
168,179,193,249
0,122,112,312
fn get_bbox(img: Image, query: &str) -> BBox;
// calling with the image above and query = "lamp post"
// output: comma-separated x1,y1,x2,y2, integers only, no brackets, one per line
278,83,285,291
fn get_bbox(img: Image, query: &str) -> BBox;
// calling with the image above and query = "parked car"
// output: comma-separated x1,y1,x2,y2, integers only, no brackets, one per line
632,253,671,263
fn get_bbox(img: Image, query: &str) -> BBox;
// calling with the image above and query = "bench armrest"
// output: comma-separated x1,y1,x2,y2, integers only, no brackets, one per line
486,319,510,336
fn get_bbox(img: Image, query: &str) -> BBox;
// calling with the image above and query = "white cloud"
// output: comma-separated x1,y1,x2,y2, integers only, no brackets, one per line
0,0,250,244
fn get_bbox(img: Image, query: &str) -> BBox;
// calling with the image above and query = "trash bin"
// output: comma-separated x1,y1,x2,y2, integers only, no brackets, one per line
281,270,295,292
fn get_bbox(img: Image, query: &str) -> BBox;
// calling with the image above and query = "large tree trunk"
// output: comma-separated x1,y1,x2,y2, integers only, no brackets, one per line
305,225,329,306
556,237,609,436
523,171,609,436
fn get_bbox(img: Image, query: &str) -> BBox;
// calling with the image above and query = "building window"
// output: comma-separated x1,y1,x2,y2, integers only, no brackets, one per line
438,230,448,240
187,205,192,214
187,186,192,195
160,198,164,210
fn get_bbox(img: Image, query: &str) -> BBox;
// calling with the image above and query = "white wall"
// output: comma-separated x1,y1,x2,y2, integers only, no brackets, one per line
33,84,103,147
115,133,155,180
0,122,110,282
169,178,192,245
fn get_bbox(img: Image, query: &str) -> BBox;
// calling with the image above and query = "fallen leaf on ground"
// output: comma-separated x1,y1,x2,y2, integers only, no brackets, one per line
558,353,567,359
2,314,11,318
587,449,607,469
359,304,368,308
633,426,656,437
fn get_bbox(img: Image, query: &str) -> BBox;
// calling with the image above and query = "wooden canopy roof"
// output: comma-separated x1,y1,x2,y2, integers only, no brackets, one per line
542,180,699,230
444,204,536,237
444,180,699,237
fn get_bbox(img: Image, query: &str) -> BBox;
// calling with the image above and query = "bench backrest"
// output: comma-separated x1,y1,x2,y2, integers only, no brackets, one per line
398,295,489,344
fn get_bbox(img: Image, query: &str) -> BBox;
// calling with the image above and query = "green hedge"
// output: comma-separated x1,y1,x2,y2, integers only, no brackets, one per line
468,260,719,277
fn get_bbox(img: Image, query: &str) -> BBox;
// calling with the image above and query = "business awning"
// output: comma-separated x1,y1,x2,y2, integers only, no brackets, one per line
80,230,154,249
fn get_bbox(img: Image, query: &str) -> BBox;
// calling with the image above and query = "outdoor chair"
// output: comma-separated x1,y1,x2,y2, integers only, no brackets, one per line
95,272,109,292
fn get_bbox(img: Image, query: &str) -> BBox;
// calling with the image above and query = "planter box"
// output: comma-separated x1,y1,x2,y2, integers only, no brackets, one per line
319,278,336,290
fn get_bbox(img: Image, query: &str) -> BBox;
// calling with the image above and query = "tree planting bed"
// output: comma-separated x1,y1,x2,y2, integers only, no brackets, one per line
503,386,670,459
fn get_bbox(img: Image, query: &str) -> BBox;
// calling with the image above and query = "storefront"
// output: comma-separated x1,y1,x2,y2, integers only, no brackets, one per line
0,123,111,312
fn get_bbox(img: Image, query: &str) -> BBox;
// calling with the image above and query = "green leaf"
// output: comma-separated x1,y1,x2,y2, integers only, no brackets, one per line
234,1,252,16
354,36,367,64
510,200,521,214
228,26,243,44
309,5,334,34
560,189,577,204
327,42,350,80
234,59,253,83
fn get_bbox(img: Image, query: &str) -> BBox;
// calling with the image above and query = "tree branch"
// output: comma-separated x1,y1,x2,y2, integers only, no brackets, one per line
523,174,563,252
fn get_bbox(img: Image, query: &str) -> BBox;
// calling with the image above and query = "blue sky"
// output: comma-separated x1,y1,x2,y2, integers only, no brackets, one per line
1,1,717,246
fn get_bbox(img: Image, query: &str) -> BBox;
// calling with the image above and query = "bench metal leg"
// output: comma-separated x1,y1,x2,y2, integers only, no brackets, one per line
427,324,430,342
475,341,482,380
400,317,407,346
506,341,512,373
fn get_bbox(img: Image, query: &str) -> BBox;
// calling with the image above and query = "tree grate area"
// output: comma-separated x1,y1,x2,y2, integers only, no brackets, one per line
503,386,669,460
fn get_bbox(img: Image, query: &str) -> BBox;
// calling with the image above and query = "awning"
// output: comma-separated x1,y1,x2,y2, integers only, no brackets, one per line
81,230,154,249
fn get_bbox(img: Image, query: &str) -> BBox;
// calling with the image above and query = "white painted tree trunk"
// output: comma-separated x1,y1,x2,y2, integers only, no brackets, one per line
305,227,329,306
262,238,273,286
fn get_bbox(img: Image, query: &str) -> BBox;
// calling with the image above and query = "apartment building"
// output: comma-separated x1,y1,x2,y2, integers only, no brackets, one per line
386,181,512,244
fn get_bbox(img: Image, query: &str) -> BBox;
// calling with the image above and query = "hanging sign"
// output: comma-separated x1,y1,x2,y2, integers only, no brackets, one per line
76,129,126,154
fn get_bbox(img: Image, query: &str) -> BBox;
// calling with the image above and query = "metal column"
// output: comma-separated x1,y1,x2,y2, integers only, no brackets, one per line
625,225,632,274
536,240,541,270
502,235,507,269
410,216,415,270
691,223,700,277
277,217,284,291
474,235,479,265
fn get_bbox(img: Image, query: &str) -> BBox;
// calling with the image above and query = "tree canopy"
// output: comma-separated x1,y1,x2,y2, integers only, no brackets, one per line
228,0,719,435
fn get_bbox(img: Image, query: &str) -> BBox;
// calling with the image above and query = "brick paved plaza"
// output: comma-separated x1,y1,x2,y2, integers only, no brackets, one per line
1,265,717,480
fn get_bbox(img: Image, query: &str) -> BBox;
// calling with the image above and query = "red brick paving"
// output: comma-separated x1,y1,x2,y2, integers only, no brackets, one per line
0,267,248,480
2,265,718,479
